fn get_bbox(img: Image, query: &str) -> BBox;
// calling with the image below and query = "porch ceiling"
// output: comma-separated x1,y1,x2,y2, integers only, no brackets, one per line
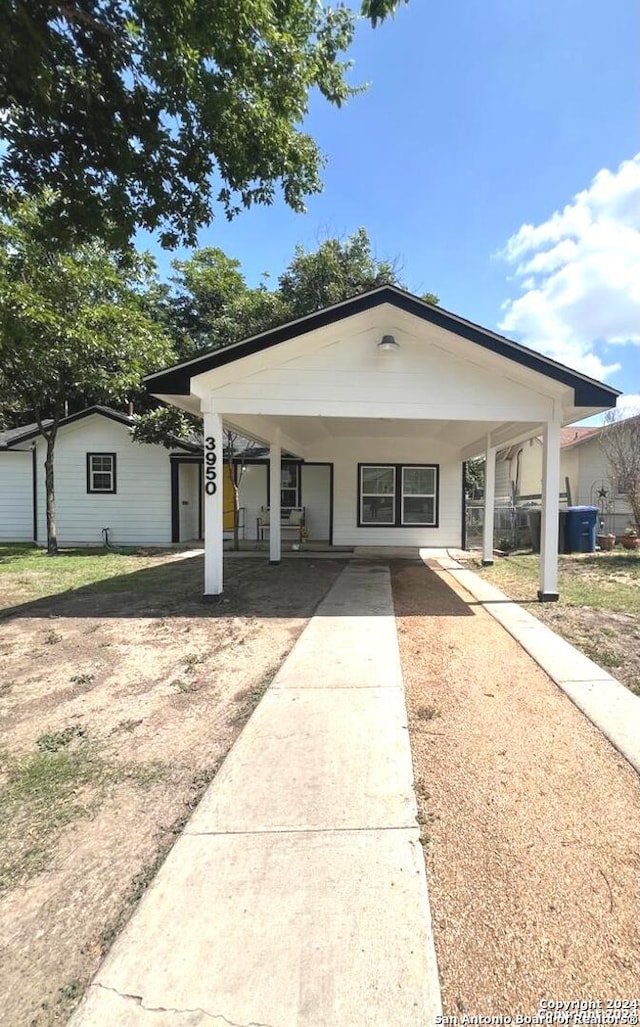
221,413,544,460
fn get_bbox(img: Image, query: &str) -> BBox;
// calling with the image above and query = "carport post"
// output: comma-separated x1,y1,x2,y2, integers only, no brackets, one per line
202,410,224,597
269,431,281,564
538,419,561,602
482,437,496,566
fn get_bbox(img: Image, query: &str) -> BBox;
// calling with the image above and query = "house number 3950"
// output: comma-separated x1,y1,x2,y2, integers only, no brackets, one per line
204,436,217,495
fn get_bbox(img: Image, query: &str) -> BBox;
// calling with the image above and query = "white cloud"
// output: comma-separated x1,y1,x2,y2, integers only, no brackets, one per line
616,393,640,417
498,154,640,381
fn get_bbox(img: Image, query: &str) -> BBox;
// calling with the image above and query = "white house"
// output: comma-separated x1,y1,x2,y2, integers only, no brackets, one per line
145,285,619,601
504,423,638,534
0,406,202,547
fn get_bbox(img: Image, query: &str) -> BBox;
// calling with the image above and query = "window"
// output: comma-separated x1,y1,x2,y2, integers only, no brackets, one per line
401,466,437,525
615,474,635,498
87,453,116,494
358,463,438,527
281,462,300,510
360,465,396,524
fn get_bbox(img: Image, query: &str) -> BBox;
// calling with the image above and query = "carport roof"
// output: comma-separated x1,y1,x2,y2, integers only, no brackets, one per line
144,285,620,409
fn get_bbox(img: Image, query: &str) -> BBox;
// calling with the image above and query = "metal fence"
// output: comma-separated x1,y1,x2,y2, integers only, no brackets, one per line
465,501,533,551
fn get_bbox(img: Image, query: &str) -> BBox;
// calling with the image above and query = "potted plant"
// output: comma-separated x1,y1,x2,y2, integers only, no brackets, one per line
620,526,640,550
597,532,616,551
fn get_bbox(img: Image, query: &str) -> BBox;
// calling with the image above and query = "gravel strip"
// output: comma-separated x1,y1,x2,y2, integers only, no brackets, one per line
392,560,640,1016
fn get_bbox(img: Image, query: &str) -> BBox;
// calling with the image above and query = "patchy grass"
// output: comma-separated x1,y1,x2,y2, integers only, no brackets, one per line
70,672,96,688
229,671,275,727
0,737,170,892
476,551,640,615
0,543,196,611
473,551,640,693
414,703,441,722
37,979,85,1025
37,724,86,753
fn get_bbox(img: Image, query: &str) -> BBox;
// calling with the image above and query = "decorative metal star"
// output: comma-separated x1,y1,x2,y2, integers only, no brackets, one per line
597,486,608,499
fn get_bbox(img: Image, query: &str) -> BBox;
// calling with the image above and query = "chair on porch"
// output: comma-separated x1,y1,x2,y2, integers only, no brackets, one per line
256,506,306,544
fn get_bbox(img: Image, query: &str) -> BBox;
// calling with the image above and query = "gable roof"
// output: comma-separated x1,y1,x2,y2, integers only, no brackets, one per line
144,285,621,409
560,412,640,450
0,420,52,449
2,405,201,453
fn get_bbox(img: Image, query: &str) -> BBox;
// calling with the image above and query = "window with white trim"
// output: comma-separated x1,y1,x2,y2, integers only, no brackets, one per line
359,465,396,524
358,464,438,527
87,453,116,494
281,462,300,510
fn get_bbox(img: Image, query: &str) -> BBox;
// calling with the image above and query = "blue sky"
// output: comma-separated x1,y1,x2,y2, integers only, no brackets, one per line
145,0,639,409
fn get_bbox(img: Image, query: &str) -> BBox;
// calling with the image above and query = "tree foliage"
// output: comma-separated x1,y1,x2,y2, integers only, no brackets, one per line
137,228,438,446
0,0,406,248
464,458,485,499
167,228,434,359
278,228,403,318
0,194,173,552
600,410,640,532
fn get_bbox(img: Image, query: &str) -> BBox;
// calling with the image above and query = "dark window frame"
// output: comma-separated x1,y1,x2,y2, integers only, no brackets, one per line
86,452,117,494
357,463,439,528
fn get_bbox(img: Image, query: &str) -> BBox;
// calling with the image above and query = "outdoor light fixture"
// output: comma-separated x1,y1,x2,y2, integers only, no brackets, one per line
378,334,399,352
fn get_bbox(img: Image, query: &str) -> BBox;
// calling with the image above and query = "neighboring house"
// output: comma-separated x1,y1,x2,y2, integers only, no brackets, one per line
0,406,201,546
144,284,619,599
502,421,638,533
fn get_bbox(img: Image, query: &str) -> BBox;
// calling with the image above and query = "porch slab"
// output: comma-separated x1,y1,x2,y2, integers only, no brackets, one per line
438,558,640,778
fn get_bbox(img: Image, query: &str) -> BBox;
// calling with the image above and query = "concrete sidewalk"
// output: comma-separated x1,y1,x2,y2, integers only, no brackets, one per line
70,562,442,1026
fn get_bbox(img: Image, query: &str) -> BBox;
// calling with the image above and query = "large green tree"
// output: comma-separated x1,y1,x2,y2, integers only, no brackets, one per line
162,227,431,363
0,196,173,553
0,1,407,248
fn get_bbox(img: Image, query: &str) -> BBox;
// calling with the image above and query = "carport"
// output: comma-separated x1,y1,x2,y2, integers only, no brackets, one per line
145,286,619,598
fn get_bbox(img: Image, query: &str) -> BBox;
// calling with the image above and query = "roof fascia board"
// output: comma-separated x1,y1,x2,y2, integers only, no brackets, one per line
5,405,201,453
144,286,621,410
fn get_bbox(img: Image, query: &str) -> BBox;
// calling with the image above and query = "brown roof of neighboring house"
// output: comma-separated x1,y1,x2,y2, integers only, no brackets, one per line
560,426,601,448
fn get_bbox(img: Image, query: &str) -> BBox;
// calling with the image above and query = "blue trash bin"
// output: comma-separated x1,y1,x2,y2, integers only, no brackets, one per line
564,506,598,553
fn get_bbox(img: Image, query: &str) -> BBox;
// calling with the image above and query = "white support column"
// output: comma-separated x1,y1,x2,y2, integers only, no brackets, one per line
482,436,496,566
269,431,281,564
203,411,224,597
539,418,561,602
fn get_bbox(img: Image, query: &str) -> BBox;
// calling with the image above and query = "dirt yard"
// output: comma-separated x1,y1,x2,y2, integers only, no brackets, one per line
0,549,343,1027
392,560,640,1015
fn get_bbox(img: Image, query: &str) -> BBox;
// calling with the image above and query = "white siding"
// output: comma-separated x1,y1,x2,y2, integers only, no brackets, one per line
560,448,580,505
0,450,33,541
301,465,331,540
202,317,560,425
575,438,634,530
576,438,618,505
518,438,543,497
238,464,268,540
495,456,511,501
34,416,179,546
306,436,463,547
